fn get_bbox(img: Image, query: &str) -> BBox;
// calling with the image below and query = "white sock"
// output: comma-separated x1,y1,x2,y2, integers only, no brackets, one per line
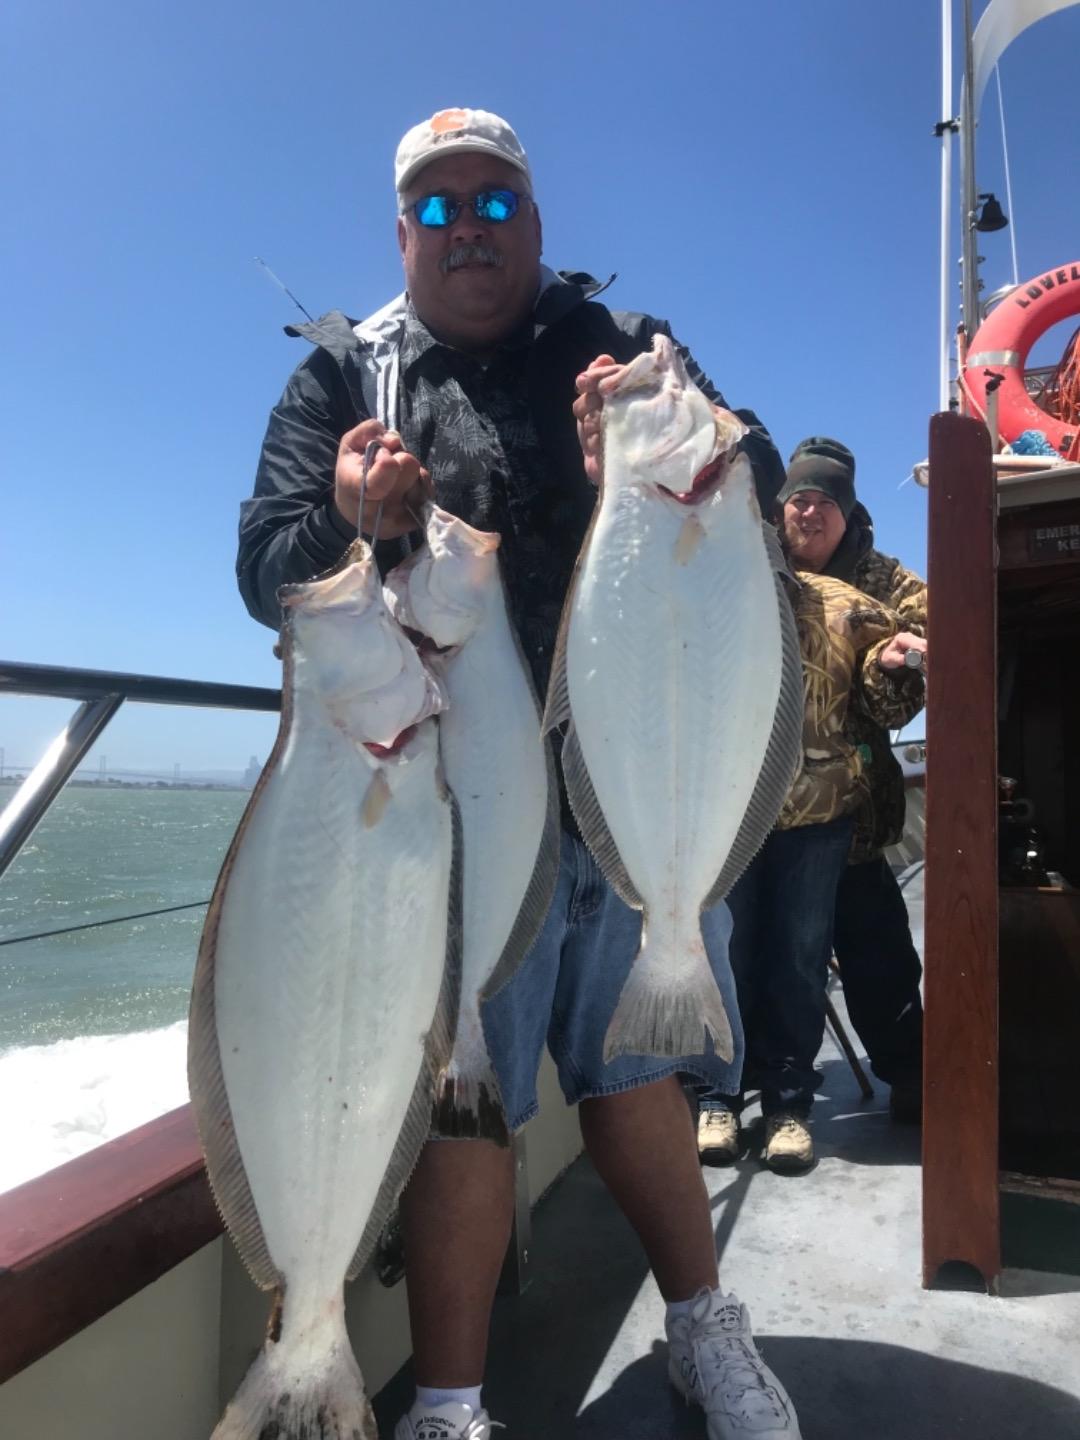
414,1385,483,1414
665,1295,698,1322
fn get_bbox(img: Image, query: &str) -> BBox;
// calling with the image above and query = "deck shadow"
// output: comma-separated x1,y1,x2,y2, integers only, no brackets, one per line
725,1059,921,1172
575,1335,1080,1440
997,1266,1080,1299
808,1057,922,1169
372,1146,1078,1439
373,1153,652,1434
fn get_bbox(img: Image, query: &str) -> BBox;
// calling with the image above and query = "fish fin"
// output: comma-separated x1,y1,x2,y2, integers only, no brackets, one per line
188,934,281,1289
482,727,561,1000
346,789,464,1281
702,529,805,909
188,646,296,1292
432,1066,510,1145
603,932,735,1064
562,722,642,910
541,602,572,735
211,1324,375,1440
543,480,606,735
344,1056,432,1283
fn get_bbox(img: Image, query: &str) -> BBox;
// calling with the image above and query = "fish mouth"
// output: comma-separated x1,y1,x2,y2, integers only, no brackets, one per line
363,724,419,759
658,410,748,504
659,454,723,505
400,624,460,659
658,446,740,505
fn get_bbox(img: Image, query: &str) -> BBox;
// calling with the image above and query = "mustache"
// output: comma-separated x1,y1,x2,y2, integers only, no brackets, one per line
440,244,504,275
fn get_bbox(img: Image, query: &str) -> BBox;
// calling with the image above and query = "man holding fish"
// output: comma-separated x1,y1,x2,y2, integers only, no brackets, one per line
238,107,802,1440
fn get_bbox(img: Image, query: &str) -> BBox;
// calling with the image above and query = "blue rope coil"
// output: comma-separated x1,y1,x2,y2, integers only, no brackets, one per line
1009,429,1060,457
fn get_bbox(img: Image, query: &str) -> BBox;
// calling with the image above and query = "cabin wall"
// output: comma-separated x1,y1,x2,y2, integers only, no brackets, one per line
996,505,1080,1187
527,1041,586,1205
0,1240,222,1440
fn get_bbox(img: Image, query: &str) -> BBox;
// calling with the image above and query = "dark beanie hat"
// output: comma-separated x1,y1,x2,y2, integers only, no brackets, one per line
788,435,856,474
778,435,857,520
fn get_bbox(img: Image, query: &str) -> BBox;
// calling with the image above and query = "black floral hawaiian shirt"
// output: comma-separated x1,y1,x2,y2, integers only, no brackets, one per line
393,306,597,702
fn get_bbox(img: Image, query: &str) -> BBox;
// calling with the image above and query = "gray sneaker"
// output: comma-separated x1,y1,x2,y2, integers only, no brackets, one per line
393,1401,496,1440
666,1287,802,1439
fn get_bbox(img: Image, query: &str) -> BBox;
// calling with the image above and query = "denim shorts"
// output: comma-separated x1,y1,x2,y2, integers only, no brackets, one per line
480,832,743,1132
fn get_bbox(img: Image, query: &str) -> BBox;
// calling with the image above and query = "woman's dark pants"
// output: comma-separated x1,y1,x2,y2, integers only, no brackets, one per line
832,856,924,1089
697,815,854,1119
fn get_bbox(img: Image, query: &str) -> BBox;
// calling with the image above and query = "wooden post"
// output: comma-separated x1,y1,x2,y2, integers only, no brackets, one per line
922,411,1001,1290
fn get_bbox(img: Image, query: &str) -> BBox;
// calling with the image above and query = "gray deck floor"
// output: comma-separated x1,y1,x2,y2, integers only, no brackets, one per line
375,867,1080,1438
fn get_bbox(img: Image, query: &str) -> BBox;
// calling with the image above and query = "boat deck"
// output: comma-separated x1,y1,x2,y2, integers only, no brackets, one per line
373,874,1080,1437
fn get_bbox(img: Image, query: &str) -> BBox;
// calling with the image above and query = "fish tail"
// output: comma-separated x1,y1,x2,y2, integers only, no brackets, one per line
211,1330,375,1440
433,1065,510,1146
603,936,735,1065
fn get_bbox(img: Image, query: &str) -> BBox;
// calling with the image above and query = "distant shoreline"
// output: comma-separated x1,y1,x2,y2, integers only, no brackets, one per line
0,776,249,793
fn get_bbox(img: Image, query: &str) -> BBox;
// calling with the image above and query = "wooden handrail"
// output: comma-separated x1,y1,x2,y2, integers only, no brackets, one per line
0,1105,221,1383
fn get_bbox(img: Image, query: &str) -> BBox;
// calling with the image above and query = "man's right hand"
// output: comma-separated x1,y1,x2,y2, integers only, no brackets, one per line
334,420,430,539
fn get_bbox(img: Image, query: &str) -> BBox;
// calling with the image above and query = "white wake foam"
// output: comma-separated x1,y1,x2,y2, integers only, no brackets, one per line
0,1022,190,1194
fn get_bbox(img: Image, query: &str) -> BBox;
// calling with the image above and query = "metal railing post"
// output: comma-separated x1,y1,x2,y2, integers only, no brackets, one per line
0,659,282,880
0,695,124,879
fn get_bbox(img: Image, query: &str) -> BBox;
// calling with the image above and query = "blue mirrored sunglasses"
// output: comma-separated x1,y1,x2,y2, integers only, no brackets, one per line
411,189,522,228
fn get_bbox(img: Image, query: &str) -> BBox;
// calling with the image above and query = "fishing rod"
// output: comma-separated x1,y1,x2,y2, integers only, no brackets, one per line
252,260,413,547
252,255,315,323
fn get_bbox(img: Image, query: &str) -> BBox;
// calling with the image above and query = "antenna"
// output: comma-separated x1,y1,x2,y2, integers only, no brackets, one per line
253,256,315,323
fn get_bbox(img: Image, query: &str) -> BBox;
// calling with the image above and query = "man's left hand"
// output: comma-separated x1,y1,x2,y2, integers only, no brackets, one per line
573,354,623,485
877,633,927,672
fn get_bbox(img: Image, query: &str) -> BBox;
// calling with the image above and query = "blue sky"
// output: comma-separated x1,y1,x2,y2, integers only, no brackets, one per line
3,0,1079,772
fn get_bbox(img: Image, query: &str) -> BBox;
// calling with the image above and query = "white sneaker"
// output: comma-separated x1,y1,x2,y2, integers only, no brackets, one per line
393,1400,496,1440
666,1288,802,1439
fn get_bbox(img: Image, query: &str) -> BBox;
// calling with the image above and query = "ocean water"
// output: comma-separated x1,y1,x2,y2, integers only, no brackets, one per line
0,786,248,1192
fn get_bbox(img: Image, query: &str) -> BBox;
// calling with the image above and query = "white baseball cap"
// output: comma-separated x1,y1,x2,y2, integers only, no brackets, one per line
395,107,532,195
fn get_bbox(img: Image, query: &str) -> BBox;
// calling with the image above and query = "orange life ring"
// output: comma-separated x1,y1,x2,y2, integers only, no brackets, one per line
964,260,1080,459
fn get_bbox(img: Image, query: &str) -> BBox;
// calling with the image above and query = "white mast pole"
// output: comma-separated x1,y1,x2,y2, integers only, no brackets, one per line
939,0,955,412
960,0,981,341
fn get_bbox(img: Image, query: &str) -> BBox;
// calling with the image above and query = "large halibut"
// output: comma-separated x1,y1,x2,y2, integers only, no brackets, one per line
545,334,803,1063
189,540,458,1440
385,505,559,1141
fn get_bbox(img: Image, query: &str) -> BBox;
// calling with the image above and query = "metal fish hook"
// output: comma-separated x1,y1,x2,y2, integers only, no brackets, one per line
358,439,388,546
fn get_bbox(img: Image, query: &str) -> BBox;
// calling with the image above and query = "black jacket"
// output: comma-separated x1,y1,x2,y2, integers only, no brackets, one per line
237,272,785,631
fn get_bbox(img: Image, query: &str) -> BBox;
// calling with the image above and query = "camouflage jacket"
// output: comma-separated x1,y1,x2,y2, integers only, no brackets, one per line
778,572,926,832
823,504,928,860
